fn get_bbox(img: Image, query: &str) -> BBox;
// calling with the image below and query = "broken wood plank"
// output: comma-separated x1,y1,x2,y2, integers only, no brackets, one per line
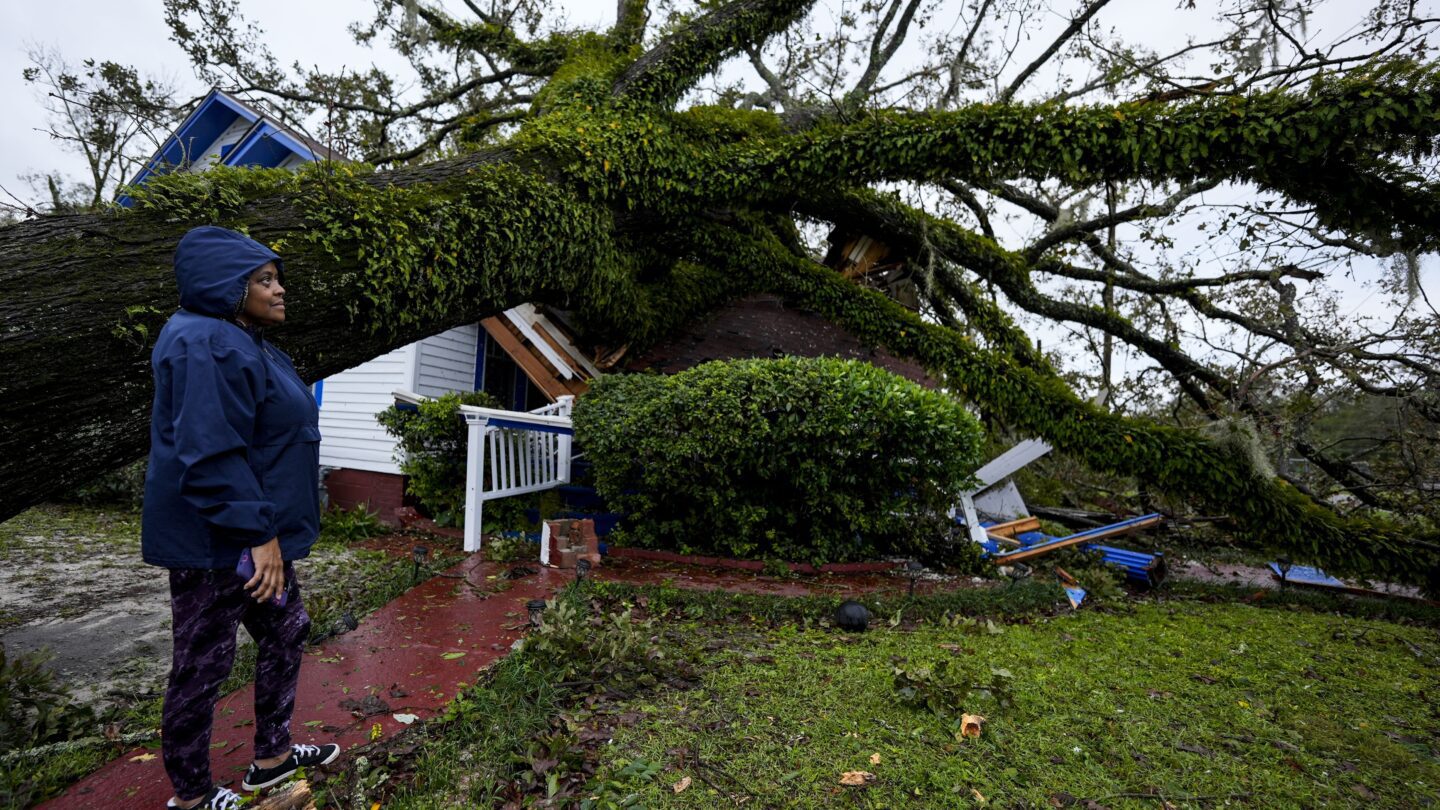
993,513,1164,565
481,316,581,400
251,779,315,810
1028,505,1114,529
985,531,1022,548
987,516,1040,539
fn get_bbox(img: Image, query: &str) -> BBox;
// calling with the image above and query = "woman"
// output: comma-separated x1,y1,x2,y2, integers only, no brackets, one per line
142,226,340,810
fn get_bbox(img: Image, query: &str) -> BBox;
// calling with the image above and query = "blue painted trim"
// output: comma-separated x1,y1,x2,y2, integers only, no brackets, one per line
313,379,324,406
118,89,257,206
255,127,324,163
511,368,528,411
226,123,295,168
474,330,487,391
484,417,573,435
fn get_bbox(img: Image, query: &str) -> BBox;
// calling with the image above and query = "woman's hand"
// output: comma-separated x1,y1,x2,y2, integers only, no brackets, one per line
246,537,285,602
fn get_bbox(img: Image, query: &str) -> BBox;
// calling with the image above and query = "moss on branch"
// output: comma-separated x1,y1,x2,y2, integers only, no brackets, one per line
694,60,1440,250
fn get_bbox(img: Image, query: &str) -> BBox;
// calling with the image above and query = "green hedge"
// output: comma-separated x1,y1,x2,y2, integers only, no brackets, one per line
377,390,500,526
573,357,984,563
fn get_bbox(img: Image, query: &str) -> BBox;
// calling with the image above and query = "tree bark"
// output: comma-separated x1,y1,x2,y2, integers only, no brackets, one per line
0,155,591,520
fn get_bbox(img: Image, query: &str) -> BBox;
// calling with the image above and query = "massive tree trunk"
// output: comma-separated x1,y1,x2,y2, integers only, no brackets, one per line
0,157,599,517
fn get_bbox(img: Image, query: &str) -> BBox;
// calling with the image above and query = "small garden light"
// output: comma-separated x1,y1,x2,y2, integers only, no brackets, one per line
411,545,430,583
904,560,924,598
526,598,548,629
1276,557,1293,589
575,558,592,584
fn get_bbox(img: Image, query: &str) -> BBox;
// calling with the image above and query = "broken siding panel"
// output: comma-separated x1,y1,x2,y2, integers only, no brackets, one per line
480,317,585,401
508,304,603,379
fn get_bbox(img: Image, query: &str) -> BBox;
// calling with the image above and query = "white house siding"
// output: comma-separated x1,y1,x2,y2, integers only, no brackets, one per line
277,153,310,171
415,325,480,398
316,326,481,475
316,344,417,474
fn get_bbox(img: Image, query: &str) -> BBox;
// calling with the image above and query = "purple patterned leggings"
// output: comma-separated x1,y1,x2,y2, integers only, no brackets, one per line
162,563,310,801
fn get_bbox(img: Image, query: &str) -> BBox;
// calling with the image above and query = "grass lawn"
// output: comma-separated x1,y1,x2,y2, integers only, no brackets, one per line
591,601,1440,808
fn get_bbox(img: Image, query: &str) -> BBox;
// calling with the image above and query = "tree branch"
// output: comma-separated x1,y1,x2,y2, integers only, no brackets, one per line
998,0,1115,102
849,0,926,101
612,0,818,105
687,219,1439,583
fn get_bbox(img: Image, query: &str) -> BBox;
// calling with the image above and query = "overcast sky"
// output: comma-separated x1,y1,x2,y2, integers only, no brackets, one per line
0,0,618,203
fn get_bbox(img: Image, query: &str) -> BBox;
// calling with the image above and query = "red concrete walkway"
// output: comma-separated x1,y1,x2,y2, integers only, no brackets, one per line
44,558,566,809
43,548,926,809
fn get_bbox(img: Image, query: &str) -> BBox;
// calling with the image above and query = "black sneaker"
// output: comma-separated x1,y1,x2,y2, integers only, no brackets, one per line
165,785,244,809
240,743,341,791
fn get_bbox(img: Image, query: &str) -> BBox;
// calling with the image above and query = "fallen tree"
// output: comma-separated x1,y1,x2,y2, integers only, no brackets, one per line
2,0,1437,585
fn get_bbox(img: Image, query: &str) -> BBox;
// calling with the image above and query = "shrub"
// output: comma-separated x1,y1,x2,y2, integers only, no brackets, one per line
377,390,500,526
63,459,146,510
0,645,94,754
574,357,984,564
318,504,389,543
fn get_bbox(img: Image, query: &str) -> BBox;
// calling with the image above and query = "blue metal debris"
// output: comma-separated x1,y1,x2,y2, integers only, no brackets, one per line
1267,563,1345,588
968,515,1167,587
1089,544,1167,588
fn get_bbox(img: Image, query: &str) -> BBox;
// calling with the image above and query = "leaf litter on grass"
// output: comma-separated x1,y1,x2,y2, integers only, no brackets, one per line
593,602,1440,807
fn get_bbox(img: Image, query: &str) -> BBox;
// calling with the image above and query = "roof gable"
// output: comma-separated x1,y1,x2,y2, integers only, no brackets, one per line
117,88,337,206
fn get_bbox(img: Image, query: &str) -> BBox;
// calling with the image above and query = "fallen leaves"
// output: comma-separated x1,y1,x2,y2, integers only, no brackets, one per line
673,775,692,793
339,695,391,717
392,713,419,725
130,753,157,763
441,651,467,660
839,771,876,786
869,752,882,765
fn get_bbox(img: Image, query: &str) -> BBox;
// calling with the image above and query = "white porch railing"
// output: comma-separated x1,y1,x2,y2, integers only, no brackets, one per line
459,396,575,552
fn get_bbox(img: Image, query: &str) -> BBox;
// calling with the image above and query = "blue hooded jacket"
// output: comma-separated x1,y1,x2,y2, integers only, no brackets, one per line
142,226,321,568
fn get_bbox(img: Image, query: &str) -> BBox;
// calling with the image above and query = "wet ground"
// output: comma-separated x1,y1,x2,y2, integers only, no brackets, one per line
0,508,172,705
0,506,427,708
4,506,1426,715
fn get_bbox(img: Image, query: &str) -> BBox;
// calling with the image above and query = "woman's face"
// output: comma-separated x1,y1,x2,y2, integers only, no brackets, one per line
237,262,285,328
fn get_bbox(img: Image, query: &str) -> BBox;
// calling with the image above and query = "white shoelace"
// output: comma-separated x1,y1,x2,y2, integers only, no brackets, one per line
209,787,243,810
292,743,322,760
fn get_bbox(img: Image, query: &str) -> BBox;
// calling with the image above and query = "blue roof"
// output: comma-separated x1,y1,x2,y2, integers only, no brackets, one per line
117,88,335,206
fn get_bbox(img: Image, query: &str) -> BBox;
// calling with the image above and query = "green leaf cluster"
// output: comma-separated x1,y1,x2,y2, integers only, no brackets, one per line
574,356,985,563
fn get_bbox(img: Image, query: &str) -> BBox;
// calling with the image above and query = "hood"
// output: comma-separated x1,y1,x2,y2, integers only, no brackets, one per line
173,226,284,318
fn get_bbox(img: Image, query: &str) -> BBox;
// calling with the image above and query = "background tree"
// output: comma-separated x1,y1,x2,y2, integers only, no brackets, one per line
1,0,1437,585
18,47,181,211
